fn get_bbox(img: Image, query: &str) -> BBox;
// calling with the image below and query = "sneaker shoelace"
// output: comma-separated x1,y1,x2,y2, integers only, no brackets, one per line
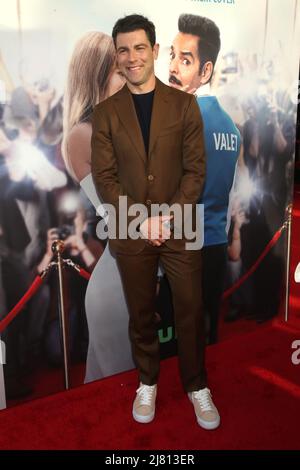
193,388,213,412
136,384,156,406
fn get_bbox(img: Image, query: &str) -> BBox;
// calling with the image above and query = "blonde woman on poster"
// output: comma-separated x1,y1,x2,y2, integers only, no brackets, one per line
62,31,134,382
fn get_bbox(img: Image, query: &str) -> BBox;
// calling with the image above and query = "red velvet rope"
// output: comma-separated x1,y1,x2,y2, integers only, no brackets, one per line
222,226,284,300
0,275,44,333
80,226,284,297
0,226,284,333
78,267,91,281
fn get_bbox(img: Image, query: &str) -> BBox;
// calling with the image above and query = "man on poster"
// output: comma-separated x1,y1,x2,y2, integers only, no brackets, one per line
91,14,220,430
169,14,241,343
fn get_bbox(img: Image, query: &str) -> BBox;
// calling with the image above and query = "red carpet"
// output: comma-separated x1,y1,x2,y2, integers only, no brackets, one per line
0,318,299,450
1,188,300,449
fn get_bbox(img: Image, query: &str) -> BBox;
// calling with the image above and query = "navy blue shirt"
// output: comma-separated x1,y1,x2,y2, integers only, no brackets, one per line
132,90,155,155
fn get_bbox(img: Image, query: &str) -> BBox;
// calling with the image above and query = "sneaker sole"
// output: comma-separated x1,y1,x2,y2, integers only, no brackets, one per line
132,409,155,424
188,393,220,430
196,415,220,430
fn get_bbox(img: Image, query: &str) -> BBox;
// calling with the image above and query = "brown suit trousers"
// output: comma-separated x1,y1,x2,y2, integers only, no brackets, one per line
116,243,207,392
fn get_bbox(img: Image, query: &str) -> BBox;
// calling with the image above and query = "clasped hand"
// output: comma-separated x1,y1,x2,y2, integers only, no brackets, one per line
139,215,174,247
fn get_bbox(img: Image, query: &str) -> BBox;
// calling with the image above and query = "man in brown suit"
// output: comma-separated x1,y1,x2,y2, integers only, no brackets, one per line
91,14,220,430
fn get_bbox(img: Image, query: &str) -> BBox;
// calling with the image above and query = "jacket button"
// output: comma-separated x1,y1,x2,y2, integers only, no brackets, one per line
146,199,152,206
148,174,154,181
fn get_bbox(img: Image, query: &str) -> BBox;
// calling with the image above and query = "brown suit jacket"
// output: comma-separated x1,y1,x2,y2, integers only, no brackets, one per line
91,77,206,254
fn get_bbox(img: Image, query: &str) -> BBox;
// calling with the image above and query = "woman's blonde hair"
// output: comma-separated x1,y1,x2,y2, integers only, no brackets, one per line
62,31,115,166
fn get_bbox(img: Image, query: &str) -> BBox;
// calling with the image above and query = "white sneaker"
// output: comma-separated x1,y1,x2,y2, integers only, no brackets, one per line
295,263,300,283
132,383,157,424
188,387,220,430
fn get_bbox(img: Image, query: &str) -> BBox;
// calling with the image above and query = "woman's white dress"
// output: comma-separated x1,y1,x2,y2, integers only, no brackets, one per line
80,174,135,383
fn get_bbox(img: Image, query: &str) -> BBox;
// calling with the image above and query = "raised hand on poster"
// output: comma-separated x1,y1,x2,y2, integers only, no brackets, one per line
0,128,11,155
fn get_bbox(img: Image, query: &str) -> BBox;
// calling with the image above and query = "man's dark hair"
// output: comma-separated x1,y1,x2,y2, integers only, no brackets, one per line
112,14,156,48
178,14,221,75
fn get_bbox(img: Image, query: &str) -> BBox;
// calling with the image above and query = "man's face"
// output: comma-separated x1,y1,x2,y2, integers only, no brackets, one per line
169,32,202,93
115,29,159,88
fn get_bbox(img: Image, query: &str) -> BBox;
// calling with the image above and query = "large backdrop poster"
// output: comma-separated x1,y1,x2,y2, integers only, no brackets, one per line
0,0,299,407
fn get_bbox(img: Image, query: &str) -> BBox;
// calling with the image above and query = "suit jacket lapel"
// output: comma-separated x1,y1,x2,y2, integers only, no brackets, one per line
113,78,171,163
148,78,170,158
113,84,147,162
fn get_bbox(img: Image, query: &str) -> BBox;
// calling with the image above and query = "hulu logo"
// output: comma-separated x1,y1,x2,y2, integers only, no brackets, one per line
158,326,177,343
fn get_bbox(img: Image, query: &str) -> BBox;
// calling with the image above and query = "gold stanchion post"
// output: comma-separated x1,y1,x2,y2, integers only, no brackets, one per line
52,240,70,390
